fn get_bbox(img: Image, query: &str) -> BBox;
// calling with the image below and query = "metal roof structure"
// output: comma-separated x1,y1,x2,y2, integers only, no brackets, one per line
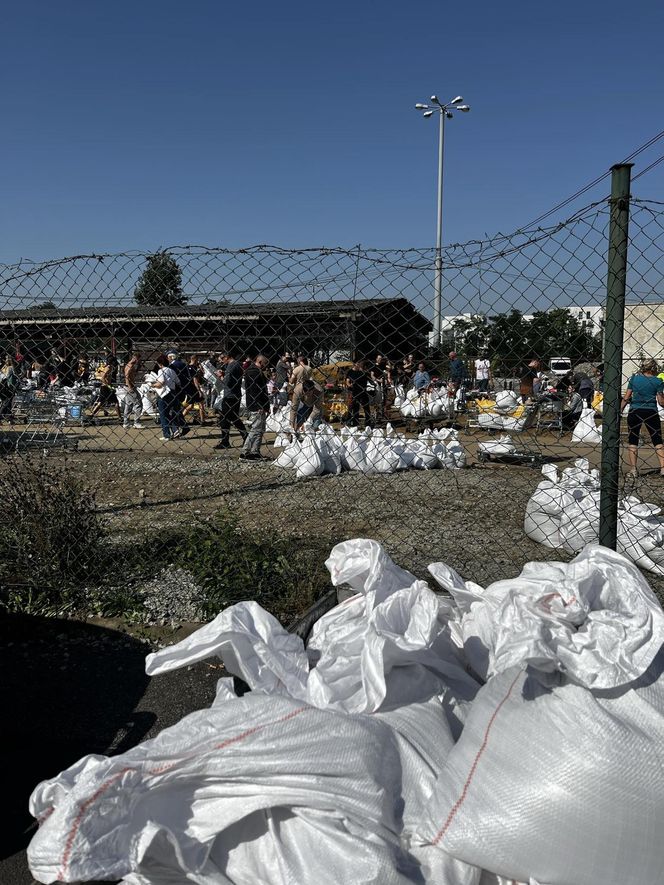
0,297,422,327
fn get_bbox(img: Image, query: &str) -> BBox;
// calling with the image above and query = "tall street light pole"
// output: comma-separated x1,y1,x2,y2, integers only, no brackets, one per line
415,95,470,348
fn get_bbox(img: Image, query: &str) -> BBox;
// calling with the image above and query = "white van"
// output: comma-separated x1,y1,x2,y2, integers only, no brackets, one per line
549,357,572,378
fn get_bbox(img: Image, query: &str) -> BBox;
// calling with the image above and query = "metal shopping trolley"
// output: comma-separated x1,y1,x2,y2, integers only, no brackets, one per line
12,392,77,451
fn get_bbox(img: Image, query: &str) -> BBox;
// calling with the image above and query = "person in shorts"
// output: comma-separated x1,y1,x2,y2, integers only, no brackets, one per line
620,357,664,477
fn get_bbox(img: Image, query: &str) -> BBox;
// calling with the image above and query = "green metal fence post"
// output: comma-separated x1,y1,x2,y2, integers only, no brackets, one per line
599,163,633,549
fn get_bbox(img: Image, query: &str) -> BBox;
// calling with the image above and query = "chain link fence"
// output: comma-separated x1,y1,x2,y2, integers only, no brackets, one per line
1,177,664,622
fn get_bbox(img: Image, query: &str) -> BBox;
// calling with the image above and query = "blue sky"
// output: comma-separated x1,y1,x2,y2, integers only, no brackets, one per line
2,0,663,262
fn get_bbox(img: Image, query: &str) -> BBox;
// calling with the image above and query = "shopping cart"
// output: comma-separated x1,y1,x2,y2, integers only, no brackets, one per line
12,392,78,451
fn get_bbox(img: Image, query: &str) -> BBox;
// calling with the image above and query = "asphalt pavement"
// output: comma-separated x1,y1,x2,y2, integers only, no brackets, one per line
1,614,217,884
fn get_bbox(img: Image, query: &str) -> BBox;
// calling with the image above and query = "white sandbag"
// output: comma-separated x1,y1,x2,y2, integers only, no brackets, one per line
417,546,664,885
571,407,602,443
265,414,281,434
146,600,309,700
477,435,515,456
340,432,366,472
294,434,325,479
308,540,480,714
494,390,518,412
317,432,342,475
446,431,467,468
418,653,664,885
274,437,300,468
363,437,400,475
558,491,600,552
617,497,664,576
450,544,664,688
523,481,575,548
395,440,438,470
478,412,503,429
432,442,455,469
524,461,600,549
29,695,423,885
412,399,427,419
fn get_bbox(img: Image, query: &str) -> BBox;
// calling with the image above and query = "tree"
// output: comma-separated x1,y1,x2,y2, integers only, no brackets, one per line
449,314,490,356
133,251,186,307
449,307,601,374
485,309,531,372
33,301,57,310
525,308,601,363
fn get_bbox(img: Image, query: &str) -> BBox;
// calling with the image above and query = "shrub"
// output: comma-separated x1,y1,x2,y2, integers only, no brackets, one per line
0,456,103,613
170,511,330,622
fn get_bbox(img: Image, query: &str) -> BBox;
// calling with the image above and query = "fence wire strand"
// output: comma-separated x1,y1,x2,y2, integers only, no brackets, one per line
1,196,664,621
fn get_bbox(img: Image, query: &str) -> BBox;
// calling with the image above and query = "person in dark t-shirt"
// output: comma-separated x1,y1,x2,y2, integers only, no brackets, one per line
345,359,372,428
371,354,389,419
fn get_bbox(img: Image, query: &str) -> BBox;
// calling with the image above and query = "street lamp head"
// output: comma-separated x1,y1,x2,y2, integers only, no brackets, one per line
445,112,453,119
430,95,440,104
422,110,434,118
450,96,464,104
415,103,429,109
457,105,470,112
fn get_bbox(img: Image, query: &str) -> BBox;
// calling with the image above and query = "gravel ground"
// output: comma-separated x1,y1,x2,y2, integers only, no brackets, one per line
89,452,553,585
138,567,206,624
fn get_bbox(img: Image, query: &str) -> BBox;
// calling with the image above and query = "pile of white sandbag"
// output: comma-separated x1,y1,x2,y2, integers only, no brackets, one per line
524,458,664,575
265,408,293,447
28,539,664,885
395,387,451,419
274,424,466,478
474,391,529,431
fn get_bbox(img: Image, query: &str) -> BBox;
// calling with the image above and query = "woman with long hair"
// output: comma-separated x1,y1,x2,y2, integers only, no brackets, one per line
620,357,664,477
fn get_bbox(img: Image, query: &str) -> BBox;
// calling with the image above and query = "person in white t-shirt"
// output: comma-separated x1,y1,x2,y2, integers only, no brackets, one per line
474,355,491,393
151,353,179,441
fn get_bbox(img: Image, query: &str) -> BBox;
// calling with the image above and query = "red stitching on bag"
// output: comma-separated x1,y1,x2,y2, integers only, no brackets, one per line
58,767,133,880
431,669,522,846
37,806,55,826
57,705,308,879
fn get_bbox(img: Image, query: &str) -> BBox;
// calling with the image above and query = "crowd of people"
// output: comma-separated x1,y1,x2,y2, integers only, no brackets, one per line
2,346,662,468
